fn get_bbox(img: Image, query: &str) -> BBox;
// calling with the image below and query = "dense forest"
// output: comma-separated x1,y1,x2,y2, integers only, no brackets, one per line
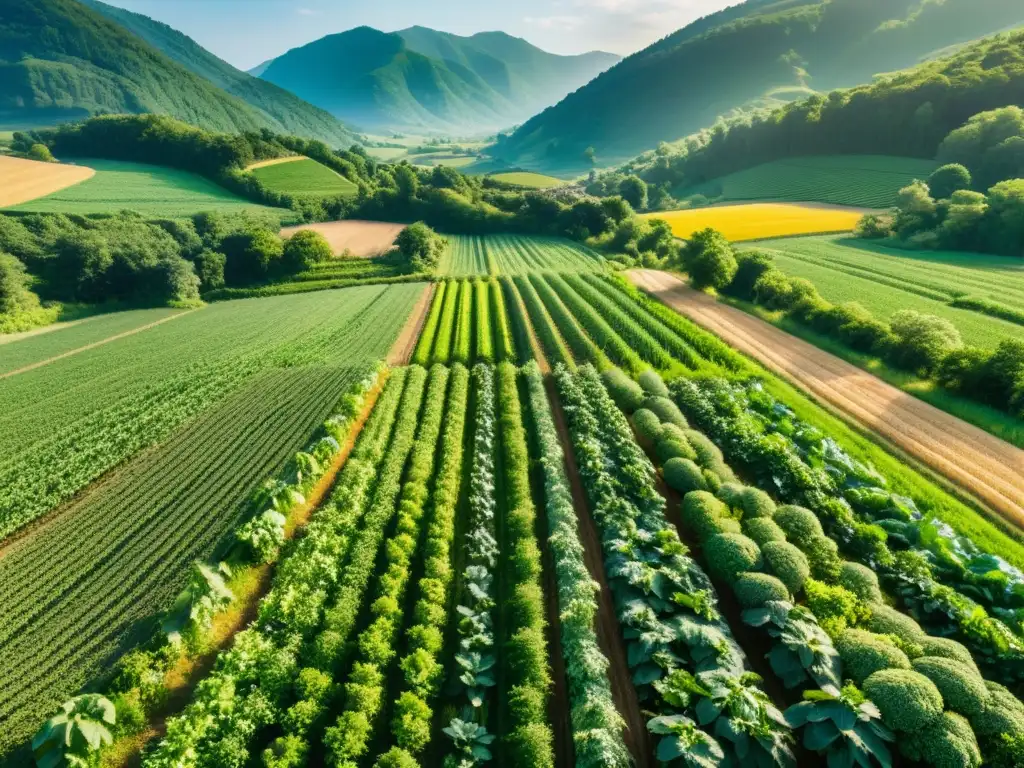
613,30,1024,195
491,0,1024,172
0,0,355,145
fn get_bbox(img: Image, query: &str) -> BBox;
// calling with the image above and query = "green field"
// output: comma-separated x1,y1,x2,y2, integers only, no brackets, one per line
438,233,604,276
250,157,359,197
411,153,477,168
489,171,564,189
0,284,422,755
6,158,285,217
678,155,940,209
747,235,1024,348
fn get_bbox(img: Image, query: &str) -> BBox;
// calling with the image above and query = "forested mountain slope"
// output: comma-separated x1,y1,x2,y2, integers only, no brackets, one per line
0,0,356,145
492,0,1024,172
82,0,358,146
254,26,619,133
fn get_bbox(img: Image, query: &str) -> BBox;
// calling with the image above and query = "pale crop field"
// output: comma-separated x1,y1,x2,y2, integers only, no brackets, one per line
280,220,405,256
250,157,358,197
677,155,938,209
5,158,283,217
0,156,95,207
646,202,864,242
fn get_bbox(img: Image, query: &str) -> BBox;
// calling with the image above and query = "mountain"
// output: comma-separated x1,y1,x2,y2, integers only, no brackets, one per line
253,26,620,134
492,0,1024,172
0,0,356,145
82,0,357,146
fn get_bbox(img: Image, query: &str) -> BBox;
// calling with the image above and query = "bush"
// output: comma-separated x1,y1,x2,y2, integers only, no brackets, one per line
774,505,823,540
734,572,791,608
282,229,333,272
657,439,697,463
681,491,727,539
716,482,746,509
374,747,420,768
928,164,973,200
656,423,689,445
912,657,990,717
395,222,445,272
863,669,944,732
738,487,775,519
726,250,775,300
887,310,963,374
638,369,670,397
664,458,707,494
838,562,883,603
27,143,55,162
222,228,284,284
632,409,662,442
803,535,842,582
742,517,787,547
643,396,688,429
703,533,763,583
919,637,978,674
971,682,1024,738
804,579,869,637
683,228,738,291
602,368,645,412
761,541,809,595
684,430,726,469
836,629,911,685
902,712,982,768
865,604,924,644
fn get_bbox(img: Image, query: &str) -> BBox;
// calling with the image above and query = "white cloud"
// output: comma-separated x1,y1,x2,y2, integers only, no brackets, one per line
297,7,317,16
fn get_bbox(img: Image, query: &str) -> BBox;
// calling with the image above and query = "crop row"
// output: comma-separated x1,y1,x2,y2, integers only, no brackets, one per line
509,276,572,368
140,367,419,768
615,368,1024,768
441,235,605,277
415,279,518,367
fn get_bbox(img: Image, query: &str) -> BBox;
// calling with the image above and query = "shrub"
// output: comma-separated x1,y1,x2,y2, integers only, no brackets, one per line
802,535,842,582
703,533,763,583
838,562,882,603
683,228,738,291
865,604,924,644
374,747,420,768
681,491,726,539
743,517,787,547
902,712,982,768
708,516,743,535
727,250,775,300
919,637,978,674
684,430,723,467
887,310,963,374
395,222,445,272
971,682,1024,738
739,487,775,519
664,459,707,494
638,369,670,397
656,438,697,463
602,369,645,413
716,482,746,509
643,396,688,429
928,164,973,200
836,629,911,685
734,572,791,608
657,423,689,445
863,669,944,733
282,229,332,272
702,468,723,493
912,657,990,717
804,579,868,637
632,409,662,442
761,541,809,595
774,505,823,540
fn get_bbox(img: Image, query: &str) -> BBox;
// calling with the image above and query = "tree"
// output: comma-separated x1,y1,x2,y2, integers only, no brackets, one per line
887,310,962,373
192,249,226,290
155,257,200,303
52,231,113,301
32,694,116,768
395,222,445,273
221,228,284,285
0,252,39,315
394,165,420,201
981,179,1024,256
583,146,597,166
683,228,737,291
282,229,333,273
726,250,774,300
927,164,972,200
27,143,55,163
619,176,648,210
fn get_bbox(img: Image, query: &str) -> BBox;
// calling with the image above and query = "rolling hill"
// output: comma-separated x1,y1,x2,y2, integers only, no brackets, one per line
0,0,356,145
253,26,619,133
491,0,1024,172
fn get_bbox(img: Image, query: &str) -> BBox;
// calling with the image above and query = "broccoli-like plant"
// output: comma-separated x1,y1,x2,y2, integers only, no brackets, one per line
774,505,823,540
785,684,894,768
742,518,787,547
802,535,843,582
703,533,763,584
639,369,670,397
838,562,883,603
864,604,924,645
664,458,708,494
761,541,810,595
657,438,698,463
658,423,690,445
739,487,775,519
902,712,981,768
862,669,943,733
681,491,728,539
803,579,869,638
835,629,911,685
911,656,990,717
632,409,662,442
970,681,1024,738
734,573,791,608
918,637,978,673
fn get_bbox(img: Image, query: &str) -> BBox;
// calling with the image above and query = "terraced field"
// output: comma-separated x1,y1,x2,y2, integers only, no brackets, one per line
438,233,604,276
677,155,939,208
747,235,1024,347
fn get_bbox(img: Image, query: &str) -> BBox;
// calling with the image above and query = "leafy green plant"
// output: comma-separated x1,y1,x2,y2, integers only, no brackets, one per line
744,602,841,689
785,684,894,768
33,695,116,768
647,715,726,767
442,719,496,767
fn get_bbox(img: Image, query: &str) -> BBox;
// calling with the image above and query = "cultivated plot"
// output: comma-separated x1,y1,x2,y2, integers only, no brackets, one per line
647,202,865,242
439,233,605,276
251,157,358,197
281,220,406,256
0,156,94,207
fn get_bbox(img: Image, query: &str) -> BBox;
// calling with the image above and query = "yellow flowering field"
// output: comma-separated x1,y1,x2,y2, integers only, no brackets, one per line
643,202,864,242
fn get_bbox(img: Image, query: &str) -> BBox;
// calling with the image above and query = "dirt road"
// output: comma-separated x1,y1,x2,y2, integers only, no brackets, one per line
628,269,1024,526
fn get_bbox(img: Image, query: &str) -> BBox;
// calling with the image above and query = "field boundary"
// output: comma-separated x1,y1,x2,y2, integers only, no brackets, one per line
0,308,194,380
628,269,1024,526
386,282,434,365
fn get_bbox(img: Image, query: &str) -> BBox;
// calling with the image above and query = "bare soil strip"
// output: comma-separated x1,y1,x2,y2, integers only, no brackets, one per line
0,309,193,380
0,156,95,207
280,220,406,257
386,283,434,365
546,377,655,768
245,155,306,170
102,377,387,767
628,269,1024,526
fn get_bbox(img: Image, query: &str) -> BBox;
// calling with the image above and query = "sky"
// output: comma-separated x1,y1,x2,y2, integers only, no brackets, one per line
100,0,739,70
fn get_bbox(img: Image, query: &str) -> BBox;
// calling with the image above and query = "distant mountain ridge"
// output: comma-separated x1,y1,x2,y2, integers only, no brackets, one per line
491,0,1024,172
252,26,620,133
0,0,356,145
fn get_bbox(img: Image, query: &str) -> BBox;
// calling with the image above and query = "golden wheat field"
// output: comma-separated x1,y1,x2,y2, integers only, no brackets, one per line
644,202,866,242
0,156,95,207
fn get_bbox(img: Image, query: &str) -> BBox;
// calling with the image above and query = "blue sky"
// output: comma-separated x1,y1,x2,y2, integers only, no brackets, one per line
101,0,738,70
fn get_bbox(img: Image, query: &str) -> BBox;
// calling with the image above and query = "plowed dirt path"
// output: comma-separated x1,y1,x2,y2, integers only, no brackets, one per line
628,269,1024,526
